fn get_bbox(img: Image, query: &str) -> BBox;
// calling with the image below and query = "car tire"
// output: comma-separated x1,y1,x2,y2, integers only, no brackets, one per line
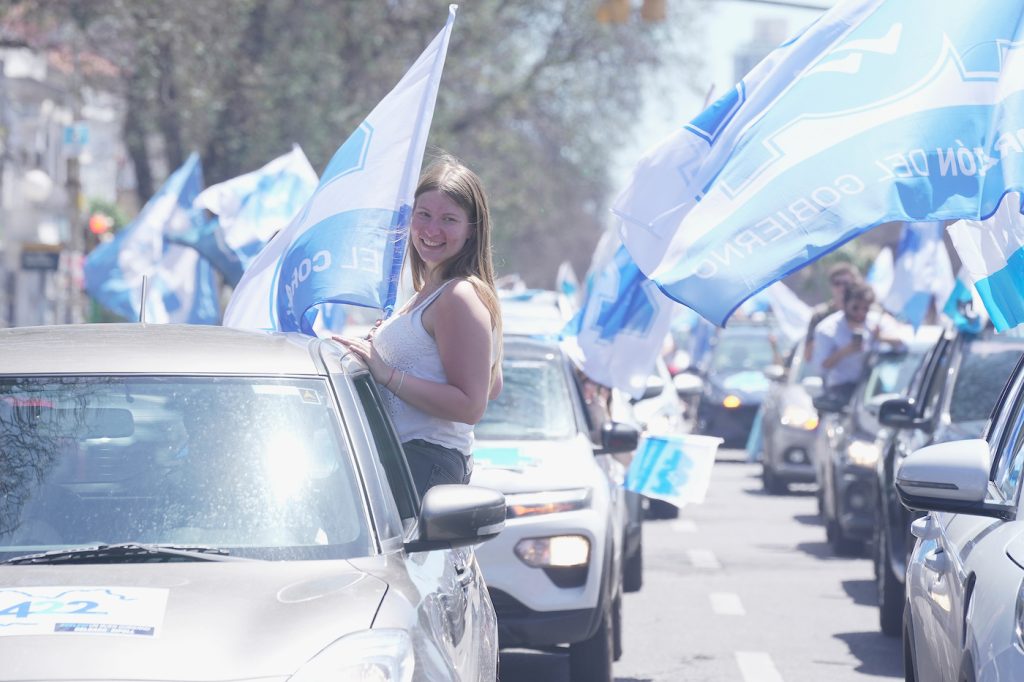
904,610,918,682
569,592,614,682
762,465,788,494
826,518,861,556
612,591,623,661
623,536,643,593
877,530,904,637
645,498,679,520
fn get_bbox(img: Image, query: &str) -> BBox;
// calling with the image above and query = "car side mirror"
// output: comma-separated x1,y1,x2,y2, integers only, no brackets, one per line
800,376,823,398
895,439,1012,519
599,421,640,455
404,485,506,553
763,364,786,382
812,393,848,414
864,392,899,417
878,397,925,429
673,372,704,398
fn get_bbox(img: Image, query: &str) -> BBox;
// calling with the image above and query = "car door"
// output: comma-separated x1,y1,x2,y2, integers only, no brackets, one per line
912,361,1024,682
351,374,490,681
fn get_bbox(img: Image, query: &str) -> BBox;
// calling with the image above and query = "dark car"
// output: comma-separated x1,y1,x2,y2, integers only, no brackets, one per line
0,324,505,682
812,328,937,555
872,328,1024,637
693,323,777,448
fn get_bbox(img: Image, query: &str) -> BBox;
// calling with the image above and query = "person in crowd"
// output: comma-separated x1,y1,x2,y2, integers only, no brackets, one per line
804,261,862,366
336,154,503,498
811,281,901,405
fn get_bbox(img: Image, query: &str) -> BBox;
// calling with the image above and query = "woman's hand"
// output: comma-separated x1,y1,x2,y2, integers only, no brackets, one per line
333,336,393,386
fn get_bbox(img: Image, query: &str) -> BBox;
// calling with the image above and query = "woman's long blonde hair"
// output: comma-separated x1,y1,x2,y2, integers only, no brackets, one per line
408,154,503,384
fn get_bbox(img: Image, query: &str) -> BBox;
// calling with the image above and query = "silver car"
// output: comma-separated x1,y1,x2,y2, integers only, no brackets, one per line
0,324,504,682
897,351,1024,681
759,338,820,494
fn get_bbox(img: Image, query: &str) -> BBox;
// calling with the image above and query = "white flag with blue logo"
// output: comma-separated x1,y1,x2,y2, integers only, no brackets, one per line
946,193,1024,332
171,145,318,287
84,152,219,324
763,281,811,348
882,222,954,328
941,266,988,333
625,433,723,507
561,244,675,399
222,6,457,333
556,260,580,305
613,0,1024,327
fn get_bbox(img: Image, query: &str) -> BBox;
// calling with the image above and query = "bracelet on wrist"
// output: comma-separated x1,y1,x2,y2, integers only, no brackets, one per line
384,366,397,389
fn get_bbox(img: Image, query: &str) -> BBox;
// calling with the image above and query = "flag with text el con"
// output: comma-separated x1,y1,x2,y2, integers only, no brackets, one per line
613,0,1024,327
170,145,318,287
561,244,676,399
222,6,457,333
946,193,1024,332
84,153,219,324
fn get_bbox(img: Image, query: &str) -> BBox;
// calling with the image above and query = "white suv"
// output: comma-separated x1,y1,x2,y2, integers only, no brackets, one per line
471,335,637,682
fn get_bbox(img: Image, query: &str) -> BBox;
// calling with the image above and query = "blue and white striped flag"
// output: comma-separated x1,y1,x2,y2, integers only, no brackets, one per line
941,266,987,333
84,153,219,324
222,6,457,333
882,222,954,329
946,193,1024,332
613,0,1024,327
561,244,675,399
171,146,318,286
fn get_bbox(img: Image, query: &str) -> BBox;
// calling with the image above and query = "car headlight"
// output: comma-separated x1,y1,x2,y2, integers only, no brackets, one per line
781,405,819,430
722,394,742,408
288,629,413,682
515,535,591,567
846,440,881,468
505,488,591,518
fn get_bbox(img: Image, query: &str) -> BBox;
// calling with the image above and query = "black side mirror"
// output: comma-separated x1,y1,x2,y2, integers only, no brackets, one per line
878,397,925,429
404,485,506,553
599,421,640,455
812,394,848,414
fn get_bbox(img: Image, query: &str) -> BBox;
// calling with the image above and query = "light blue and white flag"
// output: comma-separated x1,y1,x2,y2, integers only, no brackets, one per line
84,153,219,324
222,6,457,333
941,266,988,333
882,222,954,328
866,245,894,301
613,0,1024,326
946,193,1024,332
556,260,580,305
171,145,318,287
625,433,723,507
763,280,811,348
561,244,676,399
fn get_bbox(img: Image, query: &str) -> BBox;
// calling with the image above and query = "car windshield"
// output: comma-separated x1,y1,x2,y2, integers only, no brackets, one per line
476,357,576,440
0,376,371,561
864,351,924,399
949,340,1024,423
710,330,776,375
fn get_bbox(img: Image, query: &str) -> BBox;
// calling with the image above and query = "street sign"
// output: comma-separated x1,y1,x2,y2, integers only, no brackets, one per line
20,243,62,271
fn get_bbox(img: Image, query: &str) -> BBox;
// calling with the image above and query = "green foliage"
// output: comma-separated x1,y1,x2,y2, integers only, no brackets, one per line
4,0,702,286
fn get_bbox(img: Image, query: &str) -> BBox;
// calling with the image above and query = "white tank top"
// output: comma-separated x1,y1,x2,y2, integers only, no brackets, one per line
372,280,477,453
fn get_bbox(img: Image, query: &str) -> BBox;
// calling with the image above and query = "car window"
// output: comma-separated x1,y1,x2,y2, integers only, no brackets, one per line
352,376,419,521
477,357,577,440
919,339,956,420
710,331,776,374
0,376,370,560
863,351,924,401
949,340,1024,424
991,360,1024,499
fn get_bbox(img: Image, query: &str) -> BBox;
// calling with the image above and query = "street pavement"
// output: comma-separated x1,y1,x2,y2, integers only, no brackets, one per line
500,449,902,681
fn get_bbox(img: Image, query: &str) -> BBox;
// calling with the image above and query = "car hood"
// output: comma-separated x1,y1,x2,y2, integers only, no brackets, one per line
0,559,387,681
471,435,599,494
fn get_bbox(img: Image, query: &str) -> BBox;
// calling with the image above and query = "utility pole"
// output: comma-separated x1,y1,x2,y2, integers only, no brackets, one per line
65,30,85,324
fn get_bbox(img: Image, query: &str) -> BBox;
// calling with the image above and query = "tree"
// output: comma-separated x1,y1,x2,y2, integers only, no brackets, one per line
2,0,703,286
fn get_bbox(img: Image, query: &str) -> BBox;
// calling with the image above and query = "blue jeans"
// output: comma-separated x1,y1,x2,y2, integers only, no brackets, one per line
403,439,472,499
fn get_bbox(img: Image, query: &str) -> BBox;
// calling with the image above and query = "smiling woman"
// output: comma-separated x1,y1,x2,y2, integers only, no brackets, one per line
335,154,504,499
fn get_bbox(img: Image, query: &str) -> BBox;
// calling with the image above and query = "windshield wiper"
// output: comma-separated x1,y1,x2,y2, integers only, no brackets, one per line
1,542,251,565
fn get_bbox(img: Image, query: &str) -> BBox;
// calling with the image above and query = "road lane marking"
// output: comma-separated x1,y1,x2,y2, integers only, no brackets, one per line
671,519,697,532
735,651,784,682
687,548,721,569
710,592,745,615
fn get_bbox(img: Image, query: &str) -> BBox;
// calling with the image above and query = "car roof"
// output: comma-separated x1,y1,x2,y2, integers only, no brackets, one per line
0,324,325,376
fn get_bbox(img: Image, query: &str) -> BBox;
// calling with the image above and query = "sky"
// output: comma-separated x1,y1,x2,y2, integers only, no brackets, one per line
612,0,838,197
